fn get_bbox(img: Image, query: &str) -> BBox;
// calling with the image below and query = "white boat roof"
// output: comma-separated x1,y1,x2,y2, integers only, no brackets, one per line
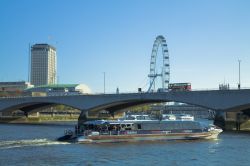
84,120,134,125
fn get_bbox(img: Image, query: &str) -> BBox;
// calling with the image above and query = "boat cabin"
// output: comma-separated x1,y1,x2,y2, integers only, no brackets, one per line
78,120,204,134
80,120,135,132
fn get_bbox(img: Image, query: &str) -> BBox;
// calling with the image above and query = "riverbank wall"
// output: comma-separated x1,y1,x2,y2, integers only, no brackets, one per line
0,115,79,123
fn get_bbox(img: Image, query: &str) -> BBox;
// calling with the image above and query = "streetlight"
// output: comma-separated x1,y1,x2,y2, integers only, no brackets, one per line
103,72,106,94
238,59,241,89
28,43,31,82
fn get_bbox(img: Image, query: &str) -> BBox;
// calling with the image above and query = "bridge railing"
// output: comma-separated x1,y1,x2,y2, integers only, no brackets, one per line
1,87,250,99
190,87,250,91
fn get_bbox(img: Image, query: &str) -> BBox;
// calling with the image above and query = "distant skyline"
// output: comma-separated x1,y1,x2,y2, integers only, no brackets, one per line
1,0,250,93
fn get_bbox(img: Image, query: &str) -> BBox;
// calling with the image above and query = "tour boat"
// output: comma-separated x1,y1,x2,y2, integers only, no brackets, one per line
58,119,222,143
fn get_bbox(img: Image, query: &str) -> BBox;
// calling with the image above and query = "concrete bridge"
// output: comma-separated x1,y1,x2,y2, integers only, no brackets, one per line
1,89,250,122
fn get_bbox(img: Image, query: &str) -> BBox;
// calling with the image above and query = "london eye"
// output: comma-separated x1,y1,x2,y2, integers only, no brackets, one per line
148,35,170,92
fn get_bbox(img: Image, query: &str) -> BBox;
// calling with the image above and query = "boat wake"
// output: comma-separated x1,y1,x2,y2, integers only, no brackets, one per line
0,138,70,149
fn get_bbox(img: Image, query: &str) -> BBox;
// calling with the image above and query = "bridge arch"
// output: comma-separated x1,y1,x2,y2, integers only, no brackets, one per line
224,103,250,113
0,96,212,121
86,99,167,115
0,100,82,116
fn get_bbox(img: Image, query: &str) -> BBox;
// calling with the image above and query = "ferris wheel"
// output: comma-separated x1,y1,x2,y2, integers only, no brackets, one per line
148,35,170,92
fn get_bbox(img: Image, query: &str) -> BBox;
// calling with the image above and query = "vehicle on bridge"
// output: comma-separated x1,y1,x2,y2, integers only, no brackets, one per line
168,83,191,91
58,119,222,143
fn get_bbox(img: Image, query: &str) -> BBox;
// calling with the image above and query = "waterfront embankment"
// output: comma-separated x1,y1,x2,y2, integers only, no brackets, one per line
0,115,78,124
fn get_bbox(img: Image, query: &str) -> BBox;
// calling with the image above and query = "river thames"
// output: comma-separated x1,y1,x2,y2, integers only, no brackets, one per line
0,121,250,166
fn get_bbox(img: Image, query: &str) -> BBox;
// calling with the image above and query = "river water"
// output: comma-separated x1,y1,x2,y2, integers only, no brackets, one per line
0,121,250,166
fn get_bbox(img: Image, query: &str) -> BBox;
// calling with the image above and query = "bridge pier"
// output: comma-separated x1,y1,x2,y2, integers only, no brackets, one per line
214,111,250,131
78,110,88,125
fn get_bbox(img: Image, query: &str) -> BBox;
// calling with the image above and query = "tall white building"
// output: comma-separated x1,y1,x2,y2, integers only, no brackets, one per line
31,44,57,86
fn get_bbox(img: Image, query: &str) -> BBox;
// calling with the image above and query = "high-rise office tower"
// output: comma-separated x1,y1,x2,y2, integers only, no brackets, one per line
30,44,57,86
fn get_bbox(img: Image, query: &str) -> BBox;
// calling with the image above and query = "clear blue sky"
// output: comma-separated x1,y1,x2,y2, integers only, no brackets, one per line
1,0,250,93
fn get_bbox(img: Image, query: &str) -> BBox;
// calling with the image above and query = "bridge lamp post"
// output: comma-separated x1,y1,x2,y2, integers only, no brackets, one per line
103,72,106,94
238,59,241,89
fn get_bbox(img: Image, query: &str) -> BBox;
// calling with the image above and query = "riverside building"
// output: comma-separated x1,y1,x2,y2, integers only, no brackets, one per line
0,81,34,97
25,84,91,96
31,44,57,86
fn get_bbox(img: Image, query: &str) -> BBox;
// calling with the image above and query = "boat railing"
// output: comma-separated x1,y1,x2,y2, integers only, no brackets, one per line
82,129,133,136
81,128,209,136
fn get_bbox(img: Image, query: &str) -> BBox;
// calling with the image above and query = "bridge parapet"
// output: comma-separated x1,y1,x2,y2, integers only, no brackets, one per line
1,87,250,99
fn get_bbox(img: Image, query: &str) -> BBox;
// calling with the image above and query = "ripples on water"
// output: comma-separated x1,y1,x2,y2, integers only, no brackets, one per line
0,122,250,166
0,139,69,149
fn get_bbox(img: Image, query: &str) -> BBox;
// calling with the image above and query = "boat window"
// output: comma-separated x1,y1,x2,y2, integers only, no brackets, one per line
126,116,135,120
137,116,143,120
137,124,142,129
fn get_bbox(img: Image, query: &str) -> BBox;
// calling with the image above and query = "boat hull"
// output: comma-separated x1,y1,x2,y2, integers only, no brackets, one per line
58,120,223,143
63,131,221,143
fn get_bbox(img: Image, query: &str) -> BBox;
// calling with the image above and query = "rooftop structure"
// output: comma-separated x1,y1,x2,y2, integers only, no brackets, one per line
25,84,91,95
